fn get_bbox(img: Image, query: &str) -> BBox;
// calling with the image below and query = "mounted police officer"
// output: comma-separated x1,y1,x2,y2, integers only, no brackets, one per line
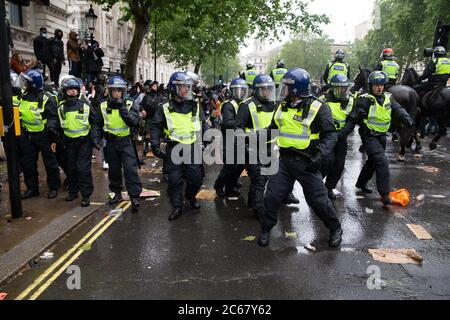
93,76,142,210
319,74,355,200
16,69,61,199
241,63,257,87
415,46,450,96
214,77,248,198
257,68,343,248
374,48,400,88
340,71,414,204
322,49,350,93
51,77,96,206
150,72,208,221
271,59,288,87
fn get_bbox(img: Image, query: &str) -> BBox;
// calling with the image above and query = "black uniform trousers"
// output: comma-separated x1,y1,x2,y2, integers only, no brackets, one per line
214,134,245,193
55,140,69,178
322,137,348,190
260,156,341,233
356,135,390,196
65,136,94,197
17,131,61,192
104,136,142,198
164,144,203,209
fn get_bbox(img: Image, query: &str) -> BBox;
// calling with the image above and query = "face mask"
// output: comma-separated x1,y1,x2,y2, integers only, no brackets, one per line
42,33,47,38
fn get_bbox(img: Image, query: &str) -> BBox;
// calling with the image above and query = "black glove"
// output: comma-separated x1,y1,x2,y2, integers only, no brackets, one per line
403,117,414,128
307,151,322,172
152,146,167,160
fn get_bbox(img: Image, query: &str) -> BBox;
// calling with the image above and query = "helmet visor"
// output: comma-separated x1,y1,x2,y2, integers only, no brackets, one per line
230,85,248,101
13,72,28,89
278,82,290,101
254,82,276,102
331,81,351,100
175,82,193,101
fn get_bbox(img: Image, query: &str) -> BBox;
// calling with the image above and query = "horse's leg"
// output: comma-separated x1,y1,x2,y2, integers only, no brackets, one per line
398,144,406,161
414,132,422,152
430,119,447,150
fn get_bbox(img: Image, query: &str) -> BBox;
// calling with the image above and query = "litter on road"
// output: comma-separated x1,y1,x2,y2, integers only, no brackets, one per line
406,224,432,240
39,252,54,260
368,248,423,265
196,189,218,201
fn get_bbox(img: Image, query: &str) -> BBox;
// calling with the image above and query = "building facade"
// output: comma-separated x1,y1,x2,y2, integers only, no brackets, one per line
6,0,179,83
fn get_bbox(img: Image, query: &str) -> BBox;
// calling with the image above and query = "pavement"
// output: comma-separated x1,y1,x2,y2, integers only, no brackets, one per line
1,132,449,300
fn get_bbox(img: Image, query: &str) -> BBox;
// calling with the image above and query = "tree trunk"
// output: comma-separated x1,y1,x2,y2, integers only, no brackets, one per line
125,18,149,83
194,61,202,74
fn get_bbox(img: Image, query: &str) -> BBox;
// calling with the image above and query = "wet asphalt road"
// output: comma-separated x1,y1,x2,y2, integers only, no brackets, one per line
2,132,450,300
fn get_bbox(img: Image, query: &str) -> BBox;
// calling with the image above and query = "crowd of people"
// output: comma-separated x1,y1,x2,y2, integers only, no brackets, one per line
3,29,449,248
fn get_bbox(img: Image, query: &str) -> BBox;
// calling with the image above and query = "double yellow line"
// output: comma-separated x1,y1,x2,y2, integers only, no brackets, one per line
15,201,131,300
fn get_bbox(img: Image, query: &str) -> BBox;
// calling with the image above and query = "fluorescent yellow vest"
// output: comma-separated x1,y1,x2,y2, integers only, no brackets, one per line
244,69,257,86
433,57,450,75
220,100,239,114
274,100,322,150
327,62,348,83
19,95,49,132
245,101,274,132
100,100,132,137
381,60,399,80
162,102,201,144
363,92,392,133
325,96,354,131
58,102,91,138
271,68,288,85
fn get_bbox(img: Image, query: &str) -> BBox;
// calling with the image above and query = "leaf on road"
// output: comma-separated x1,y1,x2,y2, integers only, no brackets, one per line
242,236,256,241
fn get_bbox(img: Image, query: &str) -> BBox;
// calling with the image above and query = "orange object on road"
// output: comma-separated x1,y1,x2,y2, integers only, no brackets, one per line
0,292,7,300
389,189,410,207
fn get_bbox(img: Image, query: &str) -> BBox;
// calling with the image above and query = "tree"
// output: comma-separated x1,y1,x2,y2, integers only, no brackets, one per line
265,32,332,82
149,0,329,74
91,0,184,82
353,0,450,73
200,55,241,86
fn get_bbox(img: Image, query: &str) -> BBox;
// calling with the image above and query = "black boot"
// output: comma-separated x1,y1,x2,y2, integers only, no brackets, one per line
109,193,123,205
168,208,182,221
257,231,270,247
189,198,201,210
355,183,373,194
283,192,300,204
81,196,90,207
225,187,240,198
21,190,40,199
214,186,226,197
47,190,58,199
329,227,343,247
65,193,78,202
131,197,140,211
381,194,392,205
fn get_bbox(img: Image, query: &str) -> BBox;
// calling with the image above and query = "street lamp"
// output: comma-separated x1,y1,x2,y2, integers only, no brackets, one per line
85,4,97,42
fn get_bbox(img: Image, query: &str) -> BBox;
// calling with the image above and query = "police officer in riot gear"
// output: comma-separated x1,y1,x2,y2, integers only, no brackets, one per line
150,72,208,221
235,74,276,217
50,77,96,206
319,74,355,200
214,77,248,197
93,76,142,210
17,69,61,199
340,71,414,205
258,68,343,248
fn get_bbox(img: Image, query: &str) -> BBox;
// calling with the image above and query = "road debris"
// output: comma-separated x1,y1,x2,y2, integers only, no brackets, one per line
368,248,423,265
406,224,432,240
416,194,425,201
40,252,54,260
416,166,440,173
365,207,374,214
242,236,256,241
0,292,7,300
285,232,297,239
196,189,218,201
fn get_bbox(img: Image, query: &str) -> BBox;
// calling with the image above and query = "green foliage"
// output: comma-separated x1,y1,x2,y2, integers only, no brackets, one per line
149,0,329,72
200,55,241,86
352,0,450,72
265,32,332,81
